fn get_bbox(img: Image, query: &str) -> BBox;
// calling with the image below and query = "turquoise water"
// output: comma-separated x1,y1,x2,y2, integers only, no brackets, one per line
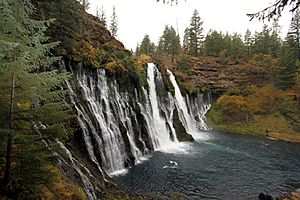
115,131,300,199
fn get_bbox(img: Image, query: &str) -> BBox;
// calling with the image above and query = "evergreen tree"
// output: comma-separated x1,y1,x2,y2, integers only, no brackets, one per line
244,29,253,57
204,31,244,58
157,25,181,56
204,30,224,56
277,10,300,89
252,24,281,57
32,0,83,54
96,5,107,27
228,33,245,58
183,27,190,53
185,10,204,56
137,35,155,56
110,6,118,37
277,40,299,89
287,9,300,59
0,0,72,197
135,43,140,57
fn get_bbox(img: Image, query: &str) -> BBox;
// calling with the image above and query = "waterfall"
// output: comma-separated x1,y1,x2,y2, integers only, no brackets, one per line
68,69,144,175
167,69,211,135
137,63,179,150
68,63,210,176
56,140,97,200
186,93,211,130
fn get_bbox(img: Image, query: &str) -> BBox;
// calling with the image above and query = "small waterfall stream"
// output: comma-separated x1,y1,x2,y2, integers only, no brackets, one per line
167,69,211,136
68,63,211,177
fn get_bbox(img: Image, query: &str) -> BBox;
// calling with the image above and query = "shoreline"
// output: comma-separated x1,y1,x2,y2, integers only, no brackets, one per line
210,125,300,143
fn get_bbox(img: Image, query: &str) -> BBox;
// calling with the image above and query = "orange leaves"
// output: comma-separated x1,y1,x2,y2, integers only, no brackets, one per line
106,60,127,74
73,39,106,68
216,95,246,108
214,84,300,124
135,54,151,69
216,95,248,121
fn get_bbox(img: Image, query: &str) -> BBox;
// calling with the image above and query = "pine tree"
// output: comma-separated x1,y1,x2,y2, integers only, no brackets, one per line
244,29,253,58
110,6,118,37
277,10,300,89
185,9,204,56
137,35,155,56
0,0,72,197
183,27,190,53
287,9,300,59
33,0,83,54
96,5,107,27
135,43,140,56
252,24,281,57
204,30,224,56
157,25,181,56
229,33,245,58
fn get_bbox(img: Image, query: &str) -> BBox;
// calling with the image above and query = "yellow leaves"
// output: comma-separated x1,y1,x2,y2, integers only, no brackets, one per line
215,94,248,122
17,101,32,110
73,39,105,68
106,60,127,74
214,84,300,124
36,165,87,200
135,54,151,71
137,54,151,63
216,95,247,109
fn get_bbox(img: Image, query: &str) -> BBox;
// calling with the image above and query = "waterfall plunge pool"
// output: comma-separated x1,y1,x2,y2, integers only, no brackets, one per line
114,131,300,200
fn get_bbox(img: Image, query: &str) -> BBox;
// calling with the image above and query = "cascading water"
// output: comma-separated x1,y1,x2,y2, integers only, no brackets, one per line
167,69,211,135
186,93,211,130
68,68,144,175
137,63,179,150
56,140,97,200
68,63,211,176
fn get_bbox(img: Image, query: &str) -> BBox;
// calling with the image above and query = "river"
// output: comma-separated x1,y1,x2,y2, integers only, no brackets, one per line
115,131,300,200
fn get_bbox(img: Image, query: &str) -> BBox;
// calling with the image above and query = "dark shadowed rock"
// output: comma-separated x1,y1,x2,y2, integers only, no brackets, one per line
173,107,194,142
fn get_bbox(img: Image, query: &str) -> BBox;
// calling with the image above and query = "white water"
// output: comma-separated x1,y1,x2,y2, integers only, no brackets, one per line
66,80,106,178
68,63,210,177
138,63,179,150
167,69,198,134
57,140,97,200
167,69,211,136
68,69,145,175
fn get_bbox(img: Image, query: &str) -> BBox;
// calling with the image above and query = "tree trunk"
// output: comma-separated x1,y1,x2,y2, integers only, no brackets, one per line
3,73,16,186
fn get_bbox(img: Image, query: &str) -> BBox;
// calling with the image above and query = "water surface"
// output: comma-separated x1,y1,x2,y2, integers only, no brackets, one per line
115,131,300,200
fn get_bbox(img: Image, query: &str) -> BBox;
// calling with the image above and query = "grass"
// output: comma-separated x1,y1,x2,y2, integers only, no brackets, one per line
208,112,300,143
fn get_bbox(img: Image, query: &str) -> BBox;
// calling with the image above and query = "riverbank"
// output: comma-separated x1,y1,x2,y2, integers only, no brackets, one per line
278,188,300,200
206,84,300,143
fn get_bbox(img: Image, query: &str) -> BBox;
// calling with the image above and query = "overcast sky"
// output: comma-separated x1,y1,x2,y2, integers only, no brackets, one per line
87,0,291,50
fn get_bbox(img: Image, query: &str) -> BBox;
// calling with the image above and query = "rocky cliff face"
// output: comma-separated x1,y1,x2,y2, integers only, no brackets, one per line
155,56,271,94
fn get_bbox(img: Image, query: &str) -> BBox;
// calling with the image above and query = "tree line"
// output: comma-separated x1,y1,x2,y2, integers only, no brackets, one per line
135,9,300,89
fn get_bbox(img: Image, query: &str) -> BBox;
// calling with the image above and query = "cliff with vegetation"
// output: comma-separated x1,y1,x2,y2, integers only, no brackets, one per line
154,53,300,143
0,1,143,199
135,8,300,143
1,0,300,199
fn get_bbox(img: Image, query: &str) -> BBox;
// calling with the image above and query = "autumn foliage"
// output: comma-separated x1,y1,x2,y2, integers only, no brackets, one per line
208,84,300,135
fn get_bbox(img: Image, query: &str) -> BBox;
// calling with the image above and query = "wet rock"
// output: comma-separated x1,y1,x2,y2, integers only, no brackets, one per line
258,192,274,200
173,107,194,142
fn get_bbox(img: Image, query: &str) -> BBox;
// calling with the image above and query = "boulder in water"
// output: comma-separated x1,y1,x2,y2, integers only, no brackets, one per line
258,192,274,200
